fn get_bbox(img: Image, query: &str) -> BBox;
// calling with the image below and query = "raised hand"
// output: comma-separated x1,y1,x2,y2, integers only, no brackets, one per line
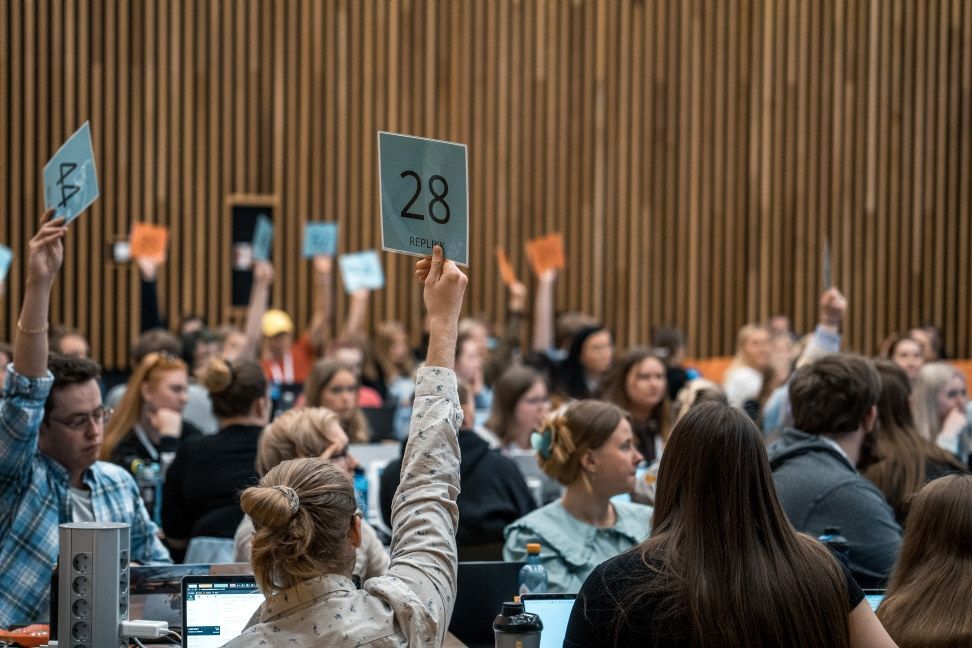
27,208,67,286
819,287,848,329
252,260,275,286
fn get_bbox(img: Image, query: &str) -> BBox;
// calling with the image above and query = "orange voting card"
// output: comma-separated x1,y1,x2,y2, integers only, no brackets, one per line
129,222,169,261
495,247,518,286
525,233,565,276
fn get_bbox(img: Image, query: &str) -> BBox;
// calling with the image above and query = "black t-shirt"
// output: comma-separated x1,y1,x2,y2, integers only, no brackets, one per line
563,549,864,648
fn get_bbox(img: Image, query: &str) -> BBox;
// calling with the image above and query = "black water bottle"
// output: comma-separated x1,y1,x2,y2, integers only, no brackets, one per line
818,526,849,567
493,601,543,648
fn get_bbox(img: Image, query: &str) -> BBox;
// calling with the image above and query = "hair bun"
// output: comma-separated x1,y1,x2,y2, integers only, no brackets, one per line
240,484,298,531
200,356,234,394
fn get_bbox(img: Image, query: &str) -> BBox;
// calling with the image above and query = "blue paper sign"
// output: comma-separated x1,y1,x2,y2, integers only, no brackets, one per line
43,121,99,223
303,222,338,258
338,250,385,293
252,214,274,262
378,131,468,266
0,245,12,282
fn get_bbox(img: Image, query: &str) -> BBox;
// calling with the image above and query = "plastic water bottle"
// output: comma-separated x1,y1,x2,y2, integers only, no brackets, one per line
493,600,543,648
353,467,369,517
818,526,849,567
131,459,163,525
518,543,548,595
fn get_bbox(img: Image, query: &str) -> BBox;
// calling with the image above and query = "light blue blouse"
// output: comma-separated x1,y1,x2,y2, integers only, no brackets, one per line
502,500,652,594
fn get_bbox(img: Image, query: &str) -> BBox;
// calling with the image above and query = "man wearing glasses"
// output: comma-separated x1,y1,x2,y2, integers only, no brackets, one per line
0,210,171,626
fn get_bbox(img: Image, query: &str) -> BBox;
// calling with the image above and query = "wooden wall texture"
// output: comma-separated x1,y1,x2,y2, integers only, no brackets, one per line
2,0,971,368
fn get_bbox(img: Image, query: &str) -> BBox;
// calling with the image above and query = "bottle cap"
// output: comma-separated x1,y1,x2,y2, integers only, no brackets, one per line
823,526,841,535
526,542,541,554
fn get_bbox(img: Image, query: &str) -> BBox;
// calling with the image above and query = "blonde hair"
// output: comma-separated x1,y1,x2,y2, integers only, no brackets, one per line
256,407,343,476
538,400,625,487
731,323,770,370
912,363,964,441
241,457,357,593
672,379,727,423
101,352,188,462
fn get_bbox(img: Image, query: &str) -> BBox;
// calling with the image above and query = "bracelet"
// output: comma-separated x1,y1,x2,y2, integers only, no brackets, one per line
17,318,49,336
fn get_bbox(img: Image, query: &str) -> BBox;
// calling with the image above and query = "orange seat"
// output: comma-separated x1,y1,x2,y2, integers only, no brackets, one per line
684,356,734,384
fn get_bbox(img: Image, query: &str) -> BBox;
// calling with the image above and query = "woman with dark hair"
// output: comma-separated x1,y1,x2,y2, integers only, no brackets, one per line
863,361,965,523
601,348,670,463
161,357,269,554
484,365,560,504
879,333,924,384
877,474,972,647
554,324,614,400
503,400,650,592
304,357,371,443
564,402,897,648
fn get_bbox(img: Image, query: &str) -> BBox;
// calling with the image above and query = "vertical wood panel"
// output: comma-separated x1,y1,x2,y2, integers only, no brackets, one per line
3,0,971,365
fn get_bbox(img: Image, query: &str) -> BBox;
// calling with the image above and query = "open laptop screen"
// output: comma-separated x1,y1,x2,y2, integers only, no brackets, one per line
181,575,263,648
520,593,576,648
863,589,885,613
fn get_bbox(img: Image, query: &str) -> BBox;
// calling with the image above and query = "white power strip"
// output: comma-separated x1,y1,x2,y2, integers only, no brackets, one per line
119,619,170,639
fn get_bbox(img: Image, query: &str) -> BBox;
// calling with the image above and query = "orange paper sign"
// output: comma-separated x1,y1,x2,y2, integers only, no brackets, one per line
495,247,518,286
525,233,565,276
129,222,169,261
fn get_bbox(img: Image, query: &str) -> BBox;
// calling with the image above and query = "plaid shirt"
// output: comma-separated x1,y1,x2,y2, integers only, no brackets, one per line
0,365,171,625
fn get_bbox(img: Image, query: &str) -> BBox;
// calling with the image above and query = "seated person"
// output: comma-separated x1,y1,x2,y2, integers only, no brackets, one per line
0,211,170,623
768,355,902,588
877,474,972,647
565,403,897,648
100,352,202,473
303,358,372,442
234,407,388,581
503,400,652,593
161,357,267,554
723,323,772,413
222,245,466,647
380,382,537,561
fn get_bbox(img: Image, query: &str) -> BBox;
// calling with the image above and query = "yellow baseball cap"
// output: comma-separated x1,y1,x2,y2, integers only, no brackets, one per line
262,309,294,337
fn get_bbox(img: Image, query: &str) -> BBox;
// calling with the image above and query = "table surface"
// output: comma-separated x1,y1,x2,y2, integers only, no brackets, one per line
444,631,469,648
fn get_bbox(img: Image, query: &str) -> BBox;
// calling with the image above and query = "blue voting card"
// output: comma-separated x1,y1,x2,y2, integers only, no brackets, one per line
338,250,385,293
252,214,274,262
303,222,338,258
43,121,99,223
0,245,12,282
378,131,468,266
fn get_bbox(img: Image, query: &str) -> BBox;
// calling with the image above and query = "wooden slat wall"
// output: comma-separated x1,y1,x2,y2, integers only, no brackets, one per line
2,0,971,369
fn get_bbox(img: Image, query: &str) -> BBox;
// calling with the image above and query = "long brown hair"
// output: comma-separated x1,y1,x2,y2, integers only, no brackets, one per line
863,361,965,520
878,474,972,647
601,348,671,451
304,358,370,443
618,402,850,647
485,365,547,445
101,352,188,462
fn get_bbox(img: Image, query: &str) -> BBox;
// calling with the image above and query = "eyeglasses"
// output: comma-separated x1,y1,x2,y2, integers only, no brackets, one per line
49,406,113,432
944,389,967,399
325,385,358,396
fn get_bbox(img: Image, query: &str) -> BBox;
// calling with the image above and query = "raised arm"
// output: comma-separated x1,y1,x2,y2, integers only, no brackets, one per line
136,255,168,332
308,255,335,353
798,287,848,368
485,281,527,386
531,269,557,353
374,246,465,644
338,288,370,344
15,209,66,378
240,261,274,361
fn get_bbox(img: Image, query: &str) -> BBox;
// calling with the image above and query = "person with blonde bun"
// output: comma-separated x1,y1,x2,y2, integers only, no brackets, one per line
233,407,389,581
222,245,466,647
502,400,652,593
161,357,268,556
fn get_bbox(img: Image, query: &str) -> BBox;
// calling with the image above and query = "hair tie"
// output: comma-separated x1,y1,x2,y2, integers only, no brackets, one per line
531,427,554,460
272,485,300,515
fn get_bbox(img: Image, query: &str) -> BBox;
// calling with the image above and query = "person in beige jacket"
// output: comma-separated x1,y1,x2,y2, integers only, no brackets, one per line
223,245,466,648
232,406,389,582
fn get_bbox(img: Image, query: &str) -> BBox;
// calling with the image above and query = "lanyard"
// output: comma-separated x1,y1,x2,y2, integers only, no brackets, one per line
134,424,160,462
269,351,295,384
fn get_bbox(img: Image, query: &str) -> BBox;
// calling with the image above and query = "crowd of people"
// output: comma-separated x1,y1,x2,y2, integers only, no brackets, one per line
1,209,970,647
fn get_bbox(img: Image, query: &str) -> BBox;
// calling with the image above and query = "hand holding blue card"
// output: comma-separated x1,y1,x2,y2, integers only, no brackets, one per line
303,222,338,258
338,251,385,293
252,214,274,262
0,245,13,282
43,121,100,223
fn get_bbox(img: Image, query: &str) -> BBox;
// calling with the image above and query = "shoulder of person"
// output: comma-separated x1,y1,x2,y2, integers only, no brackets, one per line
612,501,654,539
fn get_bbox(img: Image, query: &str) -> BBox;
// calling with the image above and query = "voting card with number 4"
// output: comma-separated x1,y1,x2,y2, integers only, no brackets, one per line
43,121,100,223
